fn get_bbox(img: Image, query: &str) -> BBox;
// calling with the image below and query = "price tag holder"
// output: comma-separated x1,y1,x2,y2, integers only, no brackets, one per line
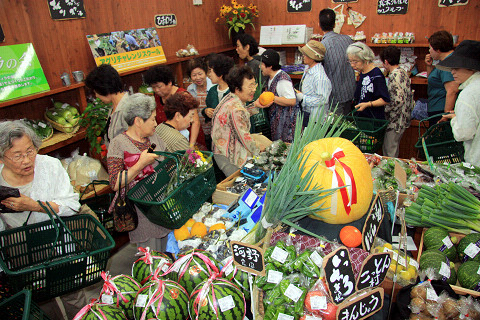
154,14,177,28
362,194,384,252
336,287,384,320
231,241,265,276
356,252,392,291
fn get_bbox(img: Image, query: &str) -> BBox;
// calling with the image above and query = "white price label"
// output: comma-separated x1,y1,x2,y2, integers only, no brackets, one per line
477,265,480,276
442,236,453,249
161,263,169,273
305,316,322,320
38,122,47,128
244,192,257,207
218,295,235,312
135,294,148,307
426,288,438,301
277,313,294,320
267,270,283,284
284,284,303,303
310,295,327,310
409,259,419,269
147,87,153,92
61,103,69,109
272,247,289,264
439,262,451,278
224,264,234,277
310,251,323,267
464,243,480,259
101,293,114,305
397,256,407,268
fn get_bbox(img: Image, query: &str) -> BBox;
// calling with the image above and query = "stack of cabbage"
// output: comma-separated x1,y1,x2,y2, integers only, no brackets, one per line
45,102,79,133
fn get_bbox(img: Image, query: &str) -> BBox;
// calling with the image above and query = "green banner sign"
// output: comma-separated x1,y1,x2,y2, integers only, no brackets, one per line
0,43,50,102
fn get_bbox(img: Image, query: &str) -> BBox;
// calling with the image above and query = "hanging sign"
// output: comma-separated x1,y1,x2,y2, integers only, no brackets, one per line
336,287,385,320
47,0,86,20
0,43,50,102
377,0,409,15
287,0,312,13
323,247,356,305
332,0,358,2
154,14,177,28
86,27,166,73
356,253,392,291
362,194,384,252
231,241,265,276
438,0,468,7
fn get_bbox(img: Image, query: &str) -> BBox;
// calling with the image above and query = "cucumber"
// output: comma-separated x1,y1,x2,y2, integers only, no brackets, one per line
423,227,457,261
419,249,457,285
457,233,480,262
46,110,67,125
458,261,480,291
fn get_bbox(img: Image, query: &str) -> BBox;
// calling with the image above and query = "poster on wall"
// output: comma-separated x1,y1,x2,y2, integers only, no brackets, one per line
438,0,468,7
287,0,312,13
377,0,409,15
0,43,50,102
86,27,166,73
47,0,86,20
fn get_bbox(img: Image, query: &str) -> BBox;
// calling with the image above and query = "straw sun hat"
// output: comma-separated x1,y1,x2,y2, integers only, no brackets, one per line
299,40,326,62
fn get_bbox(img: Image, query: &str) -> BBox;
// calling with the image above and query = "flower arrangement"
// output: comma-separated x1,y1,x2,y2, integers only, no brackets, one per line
166,150,212,195
216,1,259,38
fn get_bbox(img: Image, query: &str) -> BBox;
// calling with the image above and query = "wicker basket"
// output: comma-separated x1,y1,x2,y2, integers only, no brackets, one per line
0,202,115,301
128,151,216,229
44,111,80,134
0,289,51,320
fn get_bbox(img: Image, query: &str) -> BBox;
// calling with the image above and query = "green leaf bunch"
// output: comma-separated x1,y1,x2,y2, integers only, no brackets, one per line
78,98,110,153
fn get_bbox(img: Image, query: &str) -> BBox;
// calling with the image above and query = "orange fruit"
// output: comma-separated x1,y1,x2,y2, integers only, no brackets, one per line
209,223,226,232
190,222,208,238
259,91,275,106
174,225,191,241
339,225,362,248
184,218,196,228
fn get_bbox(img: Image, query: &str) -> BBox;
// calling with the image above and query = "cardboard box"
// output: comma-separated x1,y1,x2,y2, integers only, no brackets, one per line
212,170,242,205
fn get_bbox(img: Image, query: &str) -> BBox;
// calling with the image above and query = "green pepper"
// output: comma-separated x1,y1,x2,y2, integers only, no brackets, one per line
289,250,311,273
294,289,307,315
255,263,275,289
264,304,276,320
273,305,286,320
264,284,282,305
264,246,274,263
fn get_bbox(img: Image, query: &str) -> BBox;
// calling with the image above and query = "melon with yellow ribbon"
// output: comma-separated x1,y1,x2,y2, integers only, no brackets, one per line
301,137,373,224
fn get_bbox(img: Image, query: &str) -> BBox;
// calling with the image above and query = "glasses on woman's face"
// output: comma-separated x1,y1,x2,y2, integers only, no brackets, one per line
348,59,361,65
4,148,37,163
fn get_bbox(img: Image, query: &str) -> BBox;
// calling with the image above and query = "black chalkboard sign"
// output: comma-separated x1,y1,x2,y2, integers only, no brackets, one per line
362,194,384,252
332,0,358,3
47,0,86,20
356,253,392,291
377,0,409,15
231,241,265,276
336,287,385,320
287,0,312,13
438,0,468,7
323,247,356,305
154,14,177,29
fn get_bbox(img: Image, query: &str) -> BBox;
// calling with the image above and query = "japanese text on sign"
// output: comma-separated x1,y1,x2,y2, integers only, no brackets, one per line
438,0,468,7
95,47,166,73
377,0,409,15
323,247,355,305
231,241,265,275
337,288,384,320
356,253,392,290
154,14,177,28
362,194,384,252
48,0,86,20
287,0,312,13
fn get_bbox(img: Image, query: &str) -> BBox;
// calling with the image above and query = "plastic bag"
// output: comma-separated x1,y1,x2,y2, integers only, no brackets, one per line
67,153,108,186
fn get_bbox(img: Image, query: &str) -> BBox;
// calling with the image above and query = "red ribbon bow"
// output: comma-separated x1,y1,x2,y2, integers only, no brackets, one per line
325,149,357,215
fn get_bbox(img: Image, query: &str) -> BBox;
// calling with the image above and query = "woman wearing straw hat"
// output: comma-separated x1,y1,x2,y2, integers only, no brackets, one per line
296,40,332,126
438,40,480,166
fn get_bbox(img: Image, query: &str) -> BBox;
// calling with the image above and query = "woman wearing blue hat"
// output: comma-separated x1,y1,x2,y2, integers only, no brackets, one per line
438,40,480,166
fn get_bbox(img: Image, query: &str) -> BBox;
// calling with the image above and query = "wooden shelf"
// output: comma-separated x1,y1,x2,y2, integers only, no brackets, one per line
368,42,429,48
0,82,85,109
410,77,428,85
38,127,86,154
289,73,303,79
261,44,302,48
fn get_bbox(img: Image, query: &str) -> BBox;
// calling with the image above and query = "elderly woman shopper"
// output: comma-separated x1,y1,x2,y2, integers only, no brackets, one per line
0,120,83,319
107,93,169,251
347,42,390,119
85,64,128,147
438,40,480,166
380,46,415,157
296,40,332,126
156,92,197,152
211,66,264,176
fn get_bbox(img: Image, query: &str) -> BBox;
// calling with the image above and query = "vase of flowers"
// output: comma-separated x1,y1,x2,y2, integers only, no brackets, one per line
216,1,259,45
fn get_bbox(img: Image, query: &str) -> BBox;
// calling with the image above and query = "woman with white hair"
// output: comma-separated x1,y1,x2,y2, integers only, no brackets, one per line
107,93,169,252
347,42,390,119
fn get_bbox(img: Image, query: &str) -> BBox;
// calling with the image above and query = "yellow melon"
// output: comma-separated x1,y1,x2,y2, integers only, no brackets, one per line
174,225,191,241
190,222,208,238
184,218,196,228
259,91,275,106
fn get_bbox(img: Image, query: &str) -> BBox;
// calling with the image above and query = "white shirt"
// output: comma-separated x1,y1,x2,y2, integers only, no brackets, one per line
268,70,296,100
299,63,332,118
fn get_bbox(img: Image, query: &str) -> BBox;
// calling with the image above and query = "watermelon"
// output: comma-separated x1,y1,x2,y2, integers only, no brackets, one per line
423,227,457,261
189,277,246,320
99,273,140,320
457,233,480,263
73,301,127,320
419,250,457,285
167,250,219,295
220,257,250,300
132,247,172,284
458,261,480,291
133,279,189,320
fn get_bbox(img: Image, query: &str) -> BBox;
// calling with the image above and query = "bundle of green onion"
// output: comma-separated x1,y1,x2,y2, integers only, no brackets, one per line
405,182,480,234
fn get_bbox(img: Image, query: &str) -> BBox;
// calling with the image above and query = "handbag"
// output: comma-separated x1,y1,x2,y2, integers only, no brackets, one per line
112,170,138,232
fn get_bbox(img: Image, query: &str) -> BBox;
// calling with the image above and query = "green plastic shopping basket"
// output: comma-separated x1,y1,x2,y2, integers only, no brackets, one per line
0,289,51,320
414,115,464,164
340,111,389,153
128,150,216,229
0,202,115,301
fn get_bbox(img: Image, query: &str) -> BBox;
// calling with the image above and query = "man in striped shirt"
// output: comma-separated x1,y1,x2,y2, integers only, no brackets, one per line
320,8,356,115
